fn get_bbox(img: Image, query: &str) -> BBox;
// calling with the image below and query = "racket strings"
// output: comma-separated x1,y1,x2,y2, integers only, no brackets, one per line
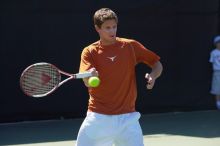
21,64,60,96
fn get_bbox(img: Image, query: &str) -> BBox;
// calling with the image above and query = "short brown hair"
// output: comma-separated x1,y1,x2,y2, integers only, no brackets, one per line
93,8,118,28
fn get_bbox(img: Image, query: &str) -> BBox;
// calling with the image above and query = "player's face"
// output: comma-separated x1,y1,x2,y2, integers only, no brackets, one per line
96,19,117,44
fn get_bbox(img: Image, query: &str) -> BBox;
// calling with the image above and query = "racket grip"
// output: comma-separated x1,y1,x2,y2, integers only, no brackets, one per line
75,72,93,79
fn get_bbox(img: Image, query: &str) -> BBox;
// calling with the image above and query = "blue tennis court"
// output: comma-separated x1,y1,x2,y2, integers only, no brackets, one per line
0,110,219,146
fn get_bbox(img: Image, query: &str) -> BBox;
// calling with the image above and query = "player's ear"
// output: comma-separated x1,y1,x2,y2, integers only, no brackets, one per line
95,25,100,33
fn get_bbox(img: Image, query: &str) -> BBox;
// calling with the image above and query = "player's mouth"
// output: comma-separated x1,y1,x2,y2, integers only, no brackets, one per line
110,35,115,38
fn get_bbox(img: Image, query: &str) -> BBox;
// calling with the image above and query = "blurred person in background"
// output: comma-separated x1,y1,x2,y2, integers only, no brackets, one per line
210,35,220,110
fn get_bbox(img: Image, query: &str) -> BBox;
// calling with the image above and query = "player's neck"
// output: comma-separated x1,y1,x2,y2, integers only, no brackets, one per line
99,38,117,46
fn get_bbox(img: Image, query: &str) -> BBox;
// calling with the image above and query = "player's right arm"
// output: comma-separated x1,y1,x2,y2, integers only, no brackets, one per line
82,68,98,87
79,47,98,87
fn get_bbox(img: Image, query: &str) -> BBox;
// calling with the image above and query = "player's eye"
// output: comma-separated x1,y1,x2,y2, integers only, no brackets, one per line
105,26,111,30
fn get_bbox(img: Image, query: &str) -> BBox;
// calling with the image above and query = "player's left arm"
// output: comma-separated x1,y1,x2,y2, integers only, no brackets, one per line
130,40,163,89
145,61,163,89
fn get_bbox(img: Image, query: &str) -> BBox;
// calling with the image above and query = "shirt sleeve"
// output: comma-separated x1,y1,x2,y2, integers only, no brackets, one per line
79,47,94,73
130,40,160,67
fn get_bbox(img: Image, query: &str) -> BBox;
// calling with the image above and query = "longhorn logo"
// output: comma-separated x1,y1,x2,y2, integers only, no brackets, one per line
107,56,117,62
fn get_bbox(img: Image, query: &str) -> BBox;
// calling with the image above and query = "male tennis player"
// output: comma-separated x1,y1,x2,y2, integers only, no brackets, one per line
76,8,163,146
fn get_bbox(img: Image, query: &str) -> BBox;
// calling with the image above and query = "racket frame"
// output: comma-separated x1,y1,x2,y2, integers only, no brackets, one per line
20,62,92,98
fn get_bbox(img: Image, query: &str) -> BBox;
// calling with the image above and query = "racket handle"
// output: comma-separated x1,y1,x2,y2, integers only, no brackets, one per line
74,72,93,79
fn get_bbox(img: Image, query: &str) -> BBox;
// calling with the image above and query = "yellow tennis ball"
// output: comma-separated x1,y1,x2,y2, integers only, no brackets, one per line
88,77,100,87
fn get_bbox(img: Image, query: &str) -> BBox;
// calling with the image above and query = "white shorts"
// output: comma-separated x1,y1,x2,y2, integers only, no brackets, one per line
211,71,220,95
76,112,144,146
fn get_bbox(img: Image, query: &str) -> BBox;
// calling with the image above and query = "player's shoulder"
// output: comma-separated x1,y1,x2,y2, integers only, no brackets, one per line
117,37,137,44
89,41,100,48
117,37,143,48
82,41,99,52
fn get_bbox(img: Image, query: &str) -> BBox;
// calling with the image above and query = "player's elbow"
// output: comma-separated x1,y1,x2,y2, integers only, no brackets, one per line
157,61,163,72
152,61,163,78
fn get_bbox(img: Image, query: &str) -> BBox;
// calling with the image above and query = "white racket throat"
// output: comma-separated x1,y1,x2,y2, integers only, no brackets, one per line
74,72,93,79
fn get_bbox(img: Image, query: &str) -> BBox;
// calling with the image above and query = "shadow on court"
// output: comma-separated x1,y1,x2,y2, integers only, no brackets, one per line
140,110,220,138
0,118,82,145
0,110,219,145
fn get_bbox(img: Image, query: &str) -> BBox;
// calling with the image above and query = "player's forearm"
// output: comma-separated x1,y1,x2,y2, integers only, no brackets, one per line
150,61,163,79
83,78,89,87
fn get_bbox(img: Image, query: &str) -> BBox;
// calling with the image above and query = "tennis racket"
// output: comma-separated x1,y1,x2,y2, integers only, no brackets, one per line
20,62,93,98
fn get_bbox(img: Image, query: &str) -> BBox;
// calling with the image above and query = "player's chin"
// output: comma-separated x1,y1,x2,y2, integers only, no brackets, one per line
146,85,153,90
108,36,116,41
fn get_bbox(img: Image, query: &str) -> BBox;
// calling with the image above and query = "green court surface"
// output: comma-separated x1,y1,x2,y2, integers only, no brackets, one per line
0,110,220,146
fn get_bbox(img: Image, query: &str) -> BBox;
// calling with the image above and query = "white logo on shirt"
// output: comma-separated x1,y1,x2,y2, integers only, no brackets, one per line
107,56,117,62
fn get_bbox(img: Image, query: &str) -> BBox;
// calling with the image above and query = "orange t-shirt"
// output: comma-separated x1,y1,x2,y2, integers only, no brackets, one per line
79,37,160,115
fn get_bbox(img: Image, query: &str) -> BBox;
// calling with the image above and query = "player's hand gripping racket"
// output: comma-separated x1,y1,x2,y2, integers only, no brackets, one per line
20,62,94,97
